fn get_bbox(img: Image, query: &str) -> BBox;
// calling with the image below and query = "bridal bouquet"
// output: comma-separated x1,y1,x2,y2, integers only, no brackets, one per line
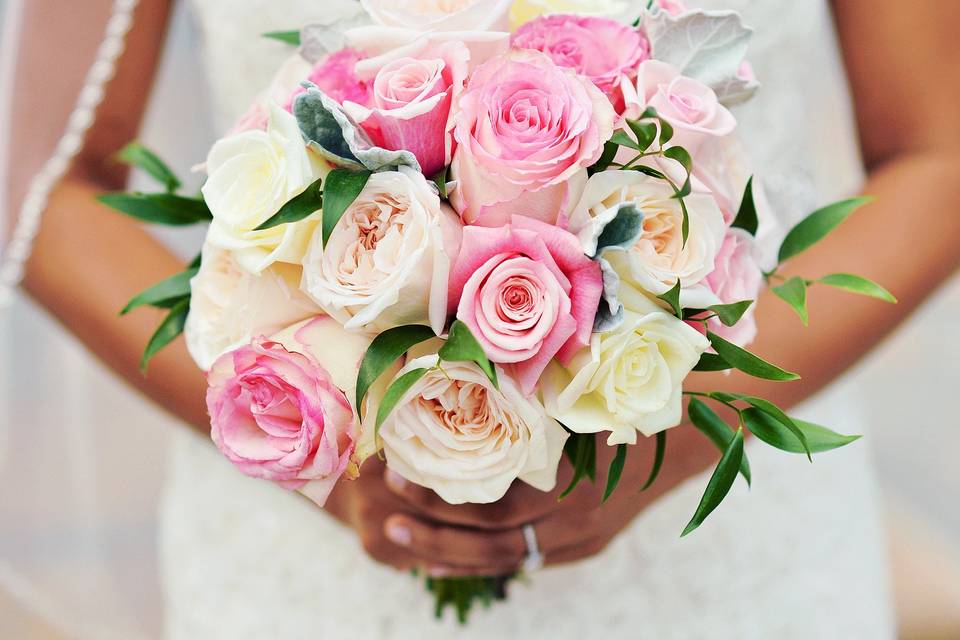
101,0,894,622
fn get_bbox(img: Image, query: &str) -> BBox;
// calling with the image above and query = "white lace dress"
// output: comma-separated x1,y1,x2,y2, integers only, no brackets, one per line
159,1,896,637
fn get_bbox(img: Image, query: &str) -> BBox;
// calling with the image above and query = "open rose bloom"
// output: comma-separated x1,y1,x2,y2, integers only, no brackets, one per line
95,0,885,620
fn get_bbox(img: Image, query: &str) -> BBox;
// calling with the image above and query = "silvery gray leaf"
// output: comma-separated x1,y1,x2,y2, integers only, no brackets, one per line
595,203,644,255
645,9,757,104
594,257,625,333
299,11,370,64
713,73,759,106
294,86,420,173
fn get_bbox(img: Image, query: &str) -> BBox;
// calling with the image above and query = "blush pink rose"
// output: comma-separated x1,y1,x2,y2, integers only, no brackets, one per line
511,15,650,109
344,41,469,177
705,228,764,346
206,318,357,506
656,0,688,15
284,48,374,112
624,60,736,154
448,215,603,394
450,49,616,228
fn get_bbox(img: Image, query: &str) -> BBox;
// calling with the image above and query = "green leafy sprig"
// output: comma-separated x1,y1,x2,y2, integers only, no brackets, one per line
101,140,375,371
589,107,694,244
365,321,499,449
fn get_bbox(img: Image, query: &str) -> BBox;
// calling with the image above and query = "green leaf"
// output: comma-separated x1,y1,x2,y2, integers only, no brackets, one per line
687,399,751,485
438,320,498,388
140,298,189,372
98,192,212,226
375,368,429,433
630,165,667,181
641,431,667,491
431,166,450,199
734,395,811,460
187,253,202,269
707,331,800,381
708,300,753,327
639,106,659,120
355,325,435,414
772,276,809,325
742,408,860,455
116,142,180,193
609,130,643,151
255,176,324,230
121,267,197,315
778,197,873,263
262,30,301,45
589,140,620,175
681,428,744,536
679,195,690,246
657,280,682,318
817,273,897,303
663,146,692,178
730,176,758,235
322,169,372,247
626,119,658,151
560,433,597,499
658,118,674,146
692,352,731,372
601,444,628,503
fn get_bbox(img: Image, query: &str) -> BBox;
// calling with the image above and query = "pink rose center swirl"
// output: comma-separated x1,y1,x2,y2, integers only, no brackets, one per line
375,58,446,108
471,255,566,363
667,90,705,122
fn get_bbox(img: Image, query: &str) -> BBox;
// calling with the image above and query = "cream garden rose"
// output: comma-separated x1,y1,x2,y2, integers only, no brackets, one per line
203,104,329,273
373,356,568,504
301,167,462,335
572,169,726,308
541,283,709,445
185,244,320,371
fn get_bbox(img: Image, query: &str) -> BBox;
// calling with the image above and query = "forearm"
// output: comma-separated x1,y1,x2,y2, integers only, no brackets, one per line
691,150,960,409
22,174,209,434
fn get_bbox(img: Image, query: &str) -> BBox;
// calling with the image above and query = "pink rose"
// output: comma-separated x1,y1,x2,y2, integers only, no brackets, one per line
344,41,469,177
656,0,688,15
511,15,650,109
450,49,616,227
284,48,374,112
206,317,360,506
447,215,603,394
705,228,764,346
624,60,736,154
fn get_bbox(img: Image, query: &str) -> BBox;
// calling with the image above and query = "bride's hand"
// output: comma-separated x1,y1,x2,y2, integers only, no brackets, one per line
324,425,719,576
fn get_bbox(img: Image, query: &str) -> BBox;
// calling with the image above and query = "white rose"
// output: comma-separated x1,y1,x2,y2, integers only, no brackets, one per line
541,283,709,445
374,356,568,504
301,167,461,335
360,0,512,32
202,104,329,273
572,169,725,308
185,243,320,371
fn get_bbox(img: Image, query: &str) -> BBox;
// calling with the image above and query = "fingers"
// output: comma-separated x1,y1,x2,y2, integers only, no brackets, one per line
383,509,602,571
383,469,585,530
384,513,526,567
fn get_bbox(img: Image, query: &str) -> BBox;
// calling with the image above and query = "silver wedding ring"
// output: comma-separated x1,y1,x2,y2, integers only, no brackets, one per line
521,524,544,573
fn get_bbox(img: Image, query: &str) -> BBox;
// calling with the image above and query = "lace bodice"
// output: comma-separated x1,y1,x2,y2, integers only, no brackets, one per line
159,1,893,637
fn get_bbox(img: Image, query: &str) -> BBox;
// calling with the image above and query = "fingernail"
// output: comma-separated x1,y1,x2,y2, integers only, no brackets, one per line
384,469,407,491
385,521,412,546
